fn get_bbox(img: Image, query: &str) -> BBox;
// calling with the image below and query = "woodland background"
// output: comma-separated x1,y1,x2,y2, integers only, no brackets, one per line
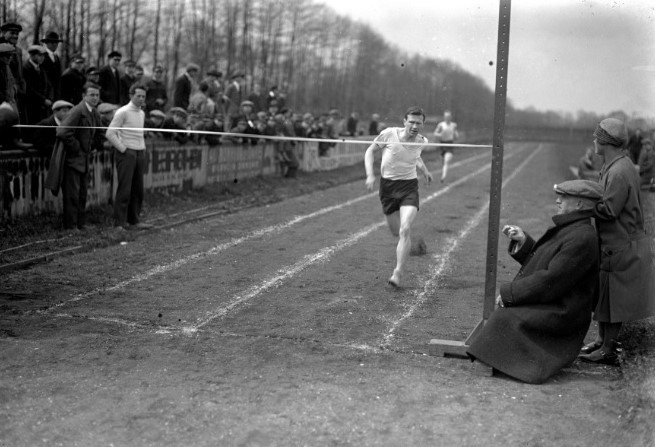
1,0,650,130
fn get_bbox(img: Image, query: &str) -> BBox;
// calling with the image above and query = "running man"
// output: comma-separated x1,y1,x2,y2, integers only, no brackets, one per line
434,110,459,182
365,106,433,287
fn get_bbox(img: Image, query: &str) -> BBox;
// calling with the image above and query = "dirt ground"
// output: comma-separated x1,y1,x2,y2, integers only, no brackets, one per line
1,142,654,447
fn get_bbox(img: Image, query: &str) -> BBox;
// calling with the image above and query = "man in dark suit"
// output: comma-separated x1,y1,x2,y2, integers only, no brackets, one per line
40,31,63,99
98,50,122,105
23,45,53,124
173,63,198,109
119,59,137,105
59,54,86,104
56,83,104,230
145,64,167,112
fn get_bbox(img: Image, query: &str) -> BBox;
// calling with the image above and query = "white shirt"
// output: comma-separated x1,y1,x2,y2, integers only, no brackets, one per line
106,101,146,152
375,127,427,180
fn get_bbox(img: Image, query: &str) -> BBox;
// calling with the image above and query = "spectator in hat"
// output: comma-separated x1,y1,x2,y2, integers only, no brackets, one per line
467,180,603,384
202,68,223,106
56,82,105,230
246,83,265,113
163,107,190,145
145,64,167,113
0,42,27,149
23,45,53,124
579,118,655,365
85,66,99,85
144,109,166,138
0,22,25,102
31,100,73,158
40,31,63,99
97,102,118,127
188,81,221,146
119,59,137,105
223,72,245,127
173,63,198,109
98,50,122,104
134,65,144,84
60,54,86,105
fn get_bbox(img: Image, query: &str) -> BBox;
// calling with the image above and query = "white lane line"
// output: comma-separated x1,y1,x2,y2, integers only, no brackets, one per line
50,150,496,310
382,144,544,345
184,148,525,332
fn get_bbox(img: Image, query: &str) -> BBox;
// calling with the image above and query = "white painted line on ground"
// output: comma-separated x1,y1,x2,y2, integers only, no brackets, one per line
50,149,496,311
381,144,544,346
185,148,525,332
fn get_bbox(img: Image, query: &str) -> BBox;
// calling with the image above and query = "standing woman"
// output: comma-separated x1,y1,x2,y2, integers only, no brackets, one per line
579,118,655,365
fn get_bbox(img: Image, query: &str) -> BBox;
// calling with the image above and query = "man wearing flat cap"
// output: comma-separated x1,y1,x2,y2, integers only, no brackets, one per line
31,100,73,157
40,31,63,99
23,45,53,124
173,63,198,109
578,118,655,365
0,22,25,100
223,72,245,128
467,180,603,384
98,50,122,105
60,54,86,105
145,64,167,113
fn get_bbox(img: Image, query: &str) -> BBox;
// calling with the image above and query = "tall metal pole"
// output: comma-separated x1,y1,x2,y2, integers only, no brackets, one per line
483,0,512,320
429,0,512,357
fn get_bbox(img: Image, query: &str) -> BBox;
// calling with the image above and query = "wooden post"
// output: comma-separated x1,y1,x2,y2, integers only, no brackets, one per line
429,0,512,358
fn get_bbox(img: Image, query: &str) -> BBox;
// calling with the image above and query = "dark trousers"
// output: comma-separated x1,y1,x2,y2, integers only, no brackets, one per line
62,166,88,229
113,149,145,227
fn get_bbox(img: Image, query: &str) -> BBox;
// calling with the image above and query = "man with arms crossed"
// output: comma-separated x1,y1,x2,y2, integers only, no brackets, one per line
106,83,153,230
365,106,433,287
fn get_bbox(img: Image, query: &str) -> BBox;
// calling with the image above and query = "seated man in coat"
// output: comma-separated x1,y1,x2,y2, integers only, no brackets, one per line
467,179,603,384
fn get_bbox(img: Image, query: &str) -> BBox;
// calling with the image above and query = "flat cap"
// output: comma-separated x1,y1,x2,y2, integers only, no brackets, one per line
85,66,98,75
149,109,166,119
0,43,14,53
207,69,222,77
71,54,85,63
169,107,188,117
553,179,603,200
27,45,46,54
240,100,254,107
97,103,118,114
52,100,74,111
230,71,244,80
107,50,122,59
186,63,199,72
123,59,136,67
1,22,22,32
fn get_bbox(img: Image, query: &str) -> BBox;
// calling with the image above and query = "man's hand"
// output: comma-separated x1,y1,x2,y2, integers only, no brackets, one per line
502,224,526,244
365,174,376,192
424,171,433,185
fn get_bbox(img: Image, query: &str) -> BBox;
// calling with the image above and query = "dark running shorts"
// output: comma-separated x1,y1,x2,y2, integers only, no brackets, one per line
440,140,454,157
379,177,419,215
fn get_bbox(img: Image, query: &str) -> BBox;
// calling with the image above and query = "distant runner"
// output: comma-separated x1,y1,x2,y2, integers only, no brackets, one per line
433,110,459,182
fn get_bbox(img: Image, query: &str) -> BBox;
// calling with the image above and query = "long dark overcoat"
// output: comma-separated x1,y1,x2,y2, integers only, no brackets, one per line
467,210,599,384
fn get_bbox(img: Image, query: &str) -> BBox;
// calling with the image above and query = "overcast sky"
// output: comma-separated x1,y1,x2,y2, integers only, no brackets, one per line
317,0,655,118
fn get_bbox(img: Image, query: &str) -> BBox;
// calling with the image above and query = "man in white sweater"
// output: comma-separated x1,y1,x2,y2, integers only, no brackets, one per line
106,83,152,230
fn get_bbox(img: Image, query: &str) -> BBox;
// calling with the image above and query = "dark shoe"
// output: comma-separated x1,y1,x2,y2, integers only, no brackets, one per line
388,270,401,288
579,347,620,366
579,340,602,355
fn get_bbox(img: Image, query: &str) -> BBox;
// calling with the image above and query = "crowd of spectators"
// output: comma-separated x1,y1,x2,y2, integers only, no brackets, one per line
0,21,381,162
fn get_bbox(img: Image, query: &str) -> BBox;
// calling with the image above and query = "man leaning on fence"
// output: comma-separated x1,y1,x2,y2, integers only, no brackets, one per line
105,83,153,231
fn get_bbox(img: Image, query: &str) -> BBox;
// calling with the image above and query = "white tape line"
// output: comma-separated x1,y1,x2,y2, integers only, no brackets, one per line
15,123,492,148
51,149,499,310
185,147,525,331
381,144,544,345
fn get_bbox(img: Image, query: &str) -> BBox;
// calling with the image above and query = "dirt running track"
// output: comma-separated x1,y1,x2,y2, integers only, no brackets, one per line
1,142,650,446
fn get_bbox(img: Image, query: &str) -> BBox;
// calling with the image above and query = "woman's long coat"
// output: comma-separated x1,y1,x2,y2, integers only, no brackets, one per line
467,210,599,384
